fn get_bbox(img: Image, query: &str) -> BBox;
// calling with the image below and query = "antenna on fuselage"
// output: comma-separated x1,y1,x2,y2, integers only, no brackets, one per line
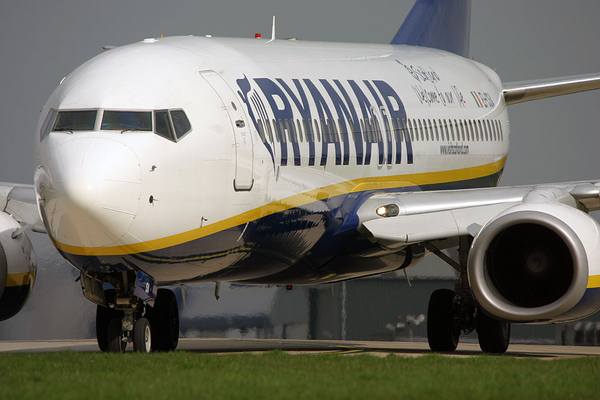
267,15,275,43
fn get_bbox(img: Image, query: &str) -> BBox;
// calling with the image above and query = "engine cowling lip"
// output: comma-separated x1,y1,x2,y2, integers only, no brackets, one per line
468,207,589,322
0,241,6,299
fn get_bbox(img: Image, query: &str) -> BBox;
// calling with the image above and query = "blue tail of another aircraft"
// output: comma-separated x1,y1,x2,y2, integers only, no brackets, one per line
391,0,471,58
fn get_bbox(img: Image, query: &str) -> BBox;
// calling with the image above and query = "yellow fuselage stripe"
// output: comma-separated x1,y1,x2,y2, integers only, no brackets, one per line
587,275,600,289
52,157,506,257
5,272,34,288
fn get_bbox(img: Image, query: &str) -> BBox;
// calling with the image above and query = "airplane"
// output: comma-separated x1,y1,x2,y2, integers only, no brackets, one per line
1,0,600,353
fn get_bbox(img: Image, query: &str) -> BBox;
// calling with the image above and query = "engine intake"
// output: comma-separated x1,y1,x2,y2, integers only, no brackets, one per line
0,212,36,321
468,202,600,323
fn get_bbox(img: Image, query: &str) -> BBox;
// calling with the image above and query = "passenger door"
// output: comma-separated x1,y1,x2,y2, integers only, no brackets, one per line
200,70,254,191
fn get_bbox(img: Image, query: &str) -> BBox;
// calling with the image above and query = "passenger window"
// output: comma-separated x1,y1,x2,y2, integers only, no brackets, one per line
468,120,474,141
296,120,303,142
489,120,494,141
455,120,459,141
155,111,174,141
285,119,295,143
427,119,433,141
266,120,274,142
373,117,382,142
319,119,327,142
496,120,500,141
456,119,461,141
360,120,366,143
257,119,266,142
272,119,280,142
498,120,503,141
54,110,97,132
313,119,321,142
366,119,373,143
391,118,399,142
279,119,287,143
483,120,488,141
399,119,406,142
382,112,392,141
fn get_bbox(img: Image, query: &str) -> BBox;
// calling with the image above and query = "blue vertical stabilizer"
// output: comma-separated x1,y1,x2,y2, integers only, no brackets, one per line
391,0,471,58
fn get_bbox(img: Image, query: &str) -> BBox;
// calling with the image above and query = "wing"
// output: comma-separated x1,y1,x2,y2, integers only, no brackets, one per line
503,73,600,105
358,181,600,245
0,183,45,234
357,181,600,325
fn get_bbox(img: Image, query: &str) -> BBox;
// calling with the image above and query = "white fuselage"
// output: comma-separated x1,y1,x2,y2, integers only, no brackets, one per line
34,36,509,285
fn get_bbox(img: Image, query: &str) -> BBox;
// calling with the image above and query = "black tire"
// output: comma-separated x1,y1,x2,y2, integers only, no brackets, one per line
106,317,126,353
96,305,110,352
427,289,459,352
147,289,179,351
477,310,511,354
133,317,152,353
96,289,117,352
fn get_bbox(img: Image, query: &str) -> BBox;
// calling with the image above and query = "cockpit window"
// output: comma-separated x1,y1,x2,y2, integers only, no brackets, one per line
53,110,97,131
101,111,152,131
40,108,191,143
171,110,192,139
40,109,58,140
154,109,191,142
154,110,174,141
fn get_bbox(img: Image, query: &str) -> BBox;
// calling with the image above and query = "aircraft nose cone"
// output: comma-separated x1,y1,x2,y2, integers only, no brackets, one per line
40,137,141,249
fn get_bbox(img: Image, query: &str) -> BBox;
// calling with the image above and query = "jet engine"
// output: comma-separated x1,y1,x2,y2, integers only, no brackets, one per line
468,202,600,323
0,212,36,321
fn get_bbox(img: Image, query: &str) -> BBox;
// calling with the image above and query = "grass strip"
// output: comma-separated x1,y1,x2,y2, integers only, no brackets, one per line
0,351,598,400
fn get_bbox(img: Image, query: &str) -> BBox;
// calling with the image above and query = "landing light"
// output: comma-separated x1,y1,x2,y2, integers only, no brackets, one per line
376,204,399,217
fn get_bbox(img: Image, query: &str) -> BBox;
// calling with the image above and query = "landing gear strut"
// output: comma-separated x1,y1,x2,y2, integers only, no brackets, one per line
426,237,511,353
95,288,179,353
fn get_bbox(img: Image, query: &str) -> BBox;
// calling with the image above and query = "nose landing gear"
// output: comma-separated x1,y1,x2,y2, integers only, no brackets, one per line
95,288,179,353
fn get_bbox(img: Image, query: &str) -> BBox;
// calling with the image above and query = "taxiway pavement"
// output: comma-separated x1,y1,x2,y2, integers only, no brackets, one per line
0,338,598,358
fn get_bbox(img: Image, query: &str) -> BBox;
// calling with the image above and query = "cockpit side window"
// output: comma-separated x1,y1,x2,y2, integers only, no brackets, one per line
170,110,191,139
101,111,152,131
40,109,58,141
53,110,97,132
153,109,191,142
154,110,175,141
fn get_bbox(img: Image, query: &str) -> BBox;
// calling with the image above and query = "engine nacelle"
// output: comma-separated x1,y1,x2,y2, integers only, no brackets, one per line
468,202,600,323
0,212,36,321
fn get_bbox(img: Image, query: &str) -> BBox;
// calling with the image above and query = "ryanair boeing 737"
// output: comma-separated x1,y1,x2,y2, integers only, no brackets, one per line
1,0,600,353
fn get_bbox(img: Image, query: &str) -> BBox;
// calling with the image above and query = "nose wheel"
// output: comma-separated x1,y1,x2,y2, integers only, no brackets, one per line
95,288,179,353
146,289,179,352
133,317,152,353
